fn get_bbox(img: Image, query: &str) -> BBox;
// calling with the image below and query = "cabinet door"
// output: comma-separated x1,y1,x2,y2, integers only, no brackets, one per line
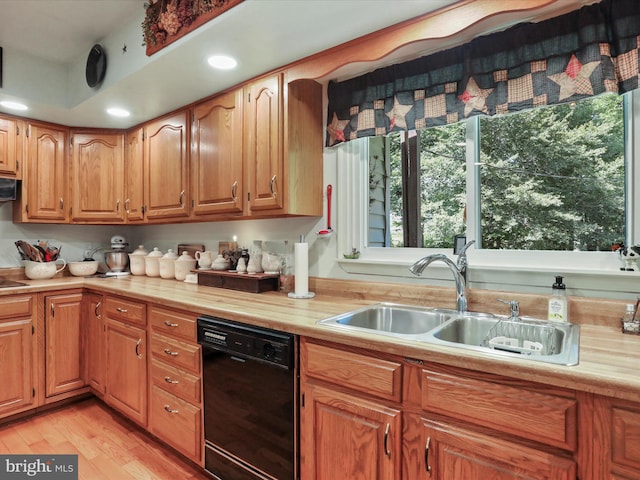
144,112,189,220
23,123,68,222
0,115,18,175
0,319,34,416
84,293,105,395
45,293,85,397
192,89,244,216
71,132,125,222
105,319,147,426
405,415,576,480
301,383,401,480
125,127,145,222
245,74,283,212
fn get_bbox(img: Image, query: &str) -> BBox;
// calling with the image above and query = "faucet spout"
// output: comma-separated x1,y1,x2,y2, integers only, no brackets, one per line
409,254,468,313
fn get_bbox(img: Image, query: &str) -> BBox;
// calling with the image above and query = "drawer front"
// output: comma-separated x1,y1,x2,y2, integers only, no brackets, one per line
303,340,402,402
421,368,577,451
150,385,201,462
151,359,201,405
104,297,146,327
0,295,32,320
151,333,201,373
150,306,196,342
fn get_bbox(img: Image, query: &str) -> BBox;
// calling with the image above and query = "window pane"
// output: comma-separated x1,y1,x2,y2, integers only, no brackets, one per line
377,124,466,248
479,94,625,251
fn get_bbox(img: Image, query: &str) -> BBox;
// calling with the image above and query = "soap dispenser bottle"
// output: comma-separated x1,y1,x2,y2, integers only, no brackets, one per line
548,275,568,322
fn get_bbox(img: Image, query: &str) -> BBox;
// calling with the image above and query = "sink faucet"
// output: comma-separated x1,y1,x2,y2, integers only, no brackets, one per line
409,240,476,313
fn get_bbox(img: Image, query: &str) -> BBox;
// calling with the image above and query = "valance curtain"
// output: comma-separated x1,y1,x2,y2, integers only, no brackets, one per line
326,0,640,146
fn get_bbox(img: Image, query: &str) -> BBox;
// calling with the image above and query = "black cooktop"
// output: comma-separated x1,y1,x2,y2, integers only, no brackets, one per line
0,278,28,288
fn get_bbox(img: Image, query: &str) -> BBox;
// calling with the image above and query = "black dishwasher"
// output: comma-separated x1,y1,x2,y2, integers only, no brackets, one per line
197,316,297,480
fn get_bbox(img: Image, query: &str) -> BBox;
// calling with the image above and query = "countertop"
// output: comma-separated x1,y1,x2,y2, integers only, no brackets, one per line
3,274,640,402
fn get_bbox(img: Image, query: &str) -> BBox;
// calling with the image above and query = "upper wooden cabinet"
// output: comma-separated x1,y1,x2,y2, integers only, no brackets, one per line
14,122,68,223
124,127,145,223
245,73,323,217
70,131,125,223
0,115,21,177
144,111,190,221
191,88,244,217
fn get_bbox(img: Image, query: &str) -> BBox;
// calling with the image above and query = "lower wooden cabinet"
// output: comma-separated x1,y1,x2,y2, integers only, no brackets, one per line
301,383,401,480
0,295,35,418
404,414,576,479
84,293,105,395
45,293,85,398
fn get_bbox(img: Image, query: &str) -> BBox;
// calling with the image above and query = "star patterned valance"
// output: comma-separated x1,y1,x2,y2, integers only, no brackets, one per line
326,0,640,146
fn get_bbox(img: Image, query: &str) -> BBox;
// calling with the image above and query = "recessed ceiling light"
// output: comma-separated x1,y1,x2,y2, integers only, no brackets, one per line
207,55,237,70
107,107,130,118
0,101,28,111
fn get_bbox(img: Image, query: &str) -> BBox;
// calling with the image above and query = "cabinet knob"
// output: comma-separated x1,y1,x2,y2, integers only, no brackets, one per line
116,307,128,313
163,405,179,414
164,320,178,327
164,376,179,384
163,348,179,357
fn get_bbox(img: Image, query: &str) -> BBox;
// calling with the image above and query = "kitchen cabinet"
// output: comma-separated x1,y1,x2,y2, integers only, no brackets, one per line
593,395,640,479
124,127,145,222
143,111,190,221
84,292,105,395
0,295,35,418
0,115,21,177
103,296,147,427
14,121,68,222
70,131,125,223
244,73,323,217
300,339,402,480
191,88,244,217
148,306,202,464
44,293,85,397
405,414,576,479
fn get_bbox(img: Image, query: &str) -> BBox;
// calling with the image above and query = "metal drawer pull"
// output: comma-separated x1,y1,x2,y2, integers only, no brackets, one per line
163,348,179,356
270,174,277,197
95,301,102,319
125,198,130,214
164,376,179,384
425,436,432,474
179,190,185,208
164,320,178,327
383,423,391,457
231,181,238,202
135,339,142,359
164,405,179,414
116,307,128,313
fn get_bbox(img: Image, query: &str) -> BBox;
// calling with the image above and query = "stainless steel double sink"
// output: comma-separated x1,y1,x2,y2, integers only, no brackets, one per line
317,303,580,365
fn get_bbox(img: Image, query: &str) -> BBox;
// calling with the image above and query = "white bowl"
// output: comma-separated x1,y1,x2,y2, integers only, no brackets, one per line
68,260,99,277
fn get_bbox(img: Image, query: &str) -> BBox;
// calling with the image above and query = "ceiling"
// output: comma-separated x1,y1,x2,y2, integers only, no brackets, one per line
0,0,458,128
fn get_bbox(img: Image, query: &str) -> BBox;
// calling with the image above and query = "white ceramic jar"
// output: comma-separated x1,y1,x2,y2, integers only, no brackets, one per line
174,251,197,281
144,247,163,277
211,254,230,271
128,245,148,276
159,249,179,279
24,259,66,280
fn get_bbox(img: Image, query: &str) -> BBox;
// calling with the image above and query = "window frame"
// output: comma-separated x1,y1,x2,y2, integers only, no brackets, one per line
335,91,639,299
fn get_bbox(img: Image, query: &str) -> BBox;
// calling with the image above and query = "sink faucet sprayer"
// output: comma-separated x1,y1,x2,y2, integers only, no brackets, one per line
409,240,476,313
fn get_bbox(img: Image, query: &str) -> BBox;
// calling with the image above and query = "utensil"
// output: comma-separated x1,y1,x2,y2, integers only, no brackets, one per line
317,184,334,236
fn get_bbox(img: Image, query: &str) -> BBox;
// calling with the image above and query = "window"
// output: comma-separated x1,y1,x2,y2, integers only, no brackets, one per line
369,93,626,252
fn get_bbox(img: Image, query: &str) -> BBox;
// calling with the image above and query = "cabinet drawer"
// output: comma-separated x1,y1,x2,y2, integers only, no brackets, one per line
0,295,32,320
150,306,196,342
303,340,402,402
150,385,201,462
104,297,146,327
151,333,201,373
421,368,577,451
151,359,201,405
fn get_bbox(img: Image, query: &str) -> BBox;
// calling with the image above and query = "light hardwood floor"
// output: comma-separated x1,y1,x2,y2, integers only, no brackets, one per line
0,399,210,480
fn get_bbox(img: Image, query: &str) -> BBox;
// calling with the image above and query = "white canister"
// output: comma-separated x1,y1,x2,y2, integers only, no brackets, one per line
174,251,197,281
144,247,163,277
128,245,148,276
211,254,230,271
159,249,179,279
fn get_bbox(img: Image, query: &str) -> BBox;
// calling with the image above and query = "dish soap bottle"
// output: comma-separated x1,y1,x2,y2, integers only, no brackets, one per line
548,275,568,322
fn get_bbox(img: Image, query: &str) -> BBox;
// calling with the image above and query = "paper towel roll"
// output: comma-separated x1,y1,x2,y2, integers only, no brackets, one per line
294,242,309,296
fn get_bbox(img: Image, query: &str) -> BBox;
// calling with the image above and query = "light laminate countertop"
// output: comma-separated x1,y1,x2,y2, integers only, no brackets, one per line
3,274,640,402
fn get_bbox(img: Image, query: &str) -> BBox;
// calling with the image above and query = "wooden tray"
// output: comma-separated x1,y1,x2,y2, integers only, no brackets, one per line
197,270,279,293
